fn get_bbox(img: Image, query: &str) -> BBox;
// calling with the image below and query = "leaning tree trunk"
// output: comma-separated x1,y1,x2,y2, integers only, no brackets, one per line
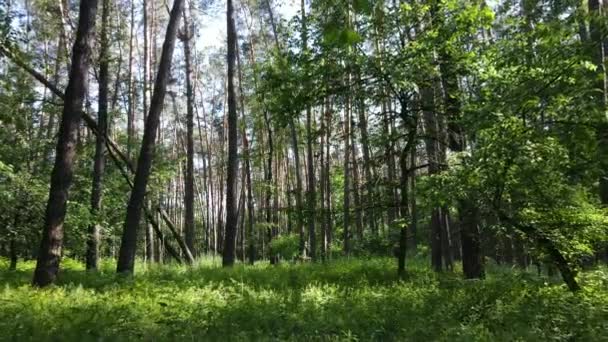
33,0,99,287
86,0,110,271
222,0,239,267
117,0,185,274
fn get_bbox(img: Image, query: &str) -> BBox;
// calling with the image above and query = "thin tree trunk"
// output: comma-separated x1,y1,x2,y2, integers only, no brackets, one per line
384,108,397,227
398,150,409,276
421,86,443,272
290,119,305,257
343,89,351,255
117,0,185,274
409,147,418,249
9,213,18,271
181,7,196,257
320,99,327,261
301,0,315,261
236,34,255,265
126,0,135,158
351,134,363,241
356,89,376,235
86,0,110,271
45,35,64,144
9,236,17,271
2,38,191,266
325,100,333,257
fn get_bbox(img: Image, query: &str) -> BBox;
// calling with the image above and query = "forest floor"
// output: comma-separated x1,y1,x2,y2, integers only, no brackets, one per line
0,257,607,341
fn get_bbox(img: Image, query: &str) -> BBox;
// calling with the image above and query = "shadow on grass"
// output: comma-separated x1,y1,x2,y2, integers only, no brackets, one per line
0,258,606,341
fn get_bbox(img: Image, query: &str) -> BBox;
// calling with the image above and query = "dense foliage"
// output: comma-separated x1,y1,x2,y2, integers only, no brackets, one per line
1,258,607,341
0,0,608,338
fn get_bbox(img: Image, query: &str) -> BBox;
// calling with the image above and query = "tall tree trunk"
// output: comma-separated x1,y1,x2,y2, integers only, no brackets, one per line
343,88,352,256
290,120,305,257
325,111,333,256
439,41,484,277
116,0,185,274
86,0,110,271
9,213,18,271
384,108,397,228
409,148,418,249
181,7,196,257
236,32,255,265
146,202,155,262
45,35,65,145
421,86,443,272
320,98,327,260
356,90,376,235
222,0,239,267
398,149,409,276
33,0,99,287
588,0,608,207
351,138,363,241
126,0,135,158
302,0,316,261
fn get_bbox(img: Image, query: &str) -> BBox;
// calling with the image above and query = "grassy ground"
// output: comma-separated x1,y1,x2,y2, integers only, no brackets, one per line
0,257,607,341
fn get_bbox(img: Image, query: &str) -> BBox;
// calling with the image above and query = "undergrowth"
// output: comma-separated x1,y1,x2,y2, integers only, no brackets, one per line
0,257,606,341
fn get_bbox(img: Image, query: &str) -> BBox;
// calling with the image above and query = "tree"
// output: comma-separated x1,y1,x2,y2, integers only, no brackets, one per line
222,0,239,267
117,0,186,274
86,0,110,271
181,4,196,257
33,0,99,287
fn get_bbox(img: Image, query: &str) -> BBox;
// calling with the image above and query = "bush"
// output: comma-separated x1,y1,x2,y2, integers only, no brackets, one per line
268,234,300,261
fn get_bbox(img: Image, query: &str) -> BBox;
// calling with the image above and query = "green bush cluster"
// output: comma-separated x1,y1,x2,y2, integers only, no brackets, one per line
0,257,606,341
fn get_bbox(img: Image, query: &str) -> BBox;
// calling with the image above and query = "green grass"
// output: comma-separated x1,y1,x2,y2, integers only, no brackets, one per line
0,257,607,341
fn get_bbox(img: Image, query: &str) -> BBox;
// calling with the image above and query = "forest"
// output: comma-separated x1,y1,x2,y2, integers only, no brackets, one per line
0,0,608,339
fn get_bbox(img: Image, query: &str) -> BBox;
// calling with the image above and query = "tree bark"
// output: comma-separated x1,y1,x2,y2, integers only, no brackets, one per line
235,35,255,265
290,119,305,257
398,149,409,276
588,0,608,207
33,0,98,287
181,7,196,257
343,87,352,255
302,0,316,261
357,101,376,235
460,200,484,279
222,0,239,267
126,0,135,158
1,39,191,265
86,0,110,271
9,236,17,271
421,86,443,272
117,0,185,274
